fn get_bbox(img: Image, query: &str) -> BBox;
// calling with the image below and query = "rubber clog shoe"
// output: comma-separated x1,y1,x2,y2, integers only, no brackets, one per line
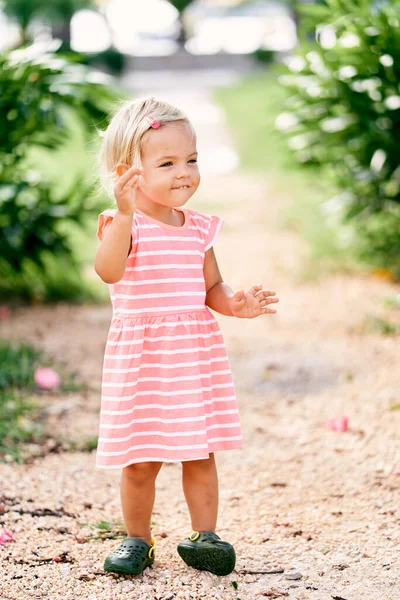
177,530,236,576
103,536,156,576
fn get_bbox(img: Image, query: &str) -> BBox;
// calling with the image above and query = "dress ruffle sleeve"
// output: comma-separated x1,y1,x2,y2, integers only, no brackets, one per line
204,214,224,251
97,209,139,256
97,209,117,241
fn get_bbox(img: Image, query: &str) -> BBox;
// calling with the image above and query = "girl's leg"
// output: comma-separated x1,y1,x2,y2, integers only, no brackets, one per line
181,453,218,531
120,461,163,544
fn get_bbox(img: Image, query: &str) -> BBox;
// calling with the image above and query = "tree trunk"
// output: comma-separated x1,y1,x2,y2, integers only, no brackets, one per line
52,19,71,47
176,14,187,47
19,25,30,45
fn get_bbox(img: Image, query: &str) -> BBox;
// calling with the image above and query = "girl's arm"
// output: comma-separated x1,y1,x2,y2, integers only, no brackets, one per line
95,165,142,284
94,211,133,284
204,247,235,316
204,248,279,318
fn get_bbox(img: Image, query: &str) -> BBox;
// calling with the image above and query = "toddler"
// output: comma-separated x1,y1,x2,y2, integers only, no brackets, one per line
94,96,279,577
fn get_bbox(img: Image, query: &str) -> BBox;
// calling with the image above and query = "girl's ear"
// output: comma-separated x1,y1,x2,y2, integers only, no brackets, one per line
115,163,130,177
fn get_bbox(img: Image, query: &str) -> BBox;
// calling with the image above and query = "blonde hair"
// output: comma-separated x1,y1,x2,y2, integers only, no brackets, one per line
98,96,189,196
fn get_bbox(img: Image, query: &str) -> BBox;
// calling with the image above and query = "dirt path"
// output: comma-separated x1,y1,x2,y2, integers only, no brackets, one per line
1,88,399,600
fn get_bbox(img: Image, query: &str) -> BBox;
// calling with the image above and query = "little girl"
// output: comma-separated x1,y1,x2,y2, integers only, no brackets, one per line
94,96,279,578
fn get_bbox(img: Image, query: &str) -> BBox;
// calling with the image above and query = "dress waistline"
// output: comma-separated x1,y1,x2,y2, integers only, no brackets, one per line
112,307,210,320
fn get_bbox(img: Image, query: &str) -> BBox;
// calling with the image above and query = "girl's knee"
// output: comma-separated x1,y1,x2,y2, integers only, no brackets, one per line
122,461,162,484
182,454,216,473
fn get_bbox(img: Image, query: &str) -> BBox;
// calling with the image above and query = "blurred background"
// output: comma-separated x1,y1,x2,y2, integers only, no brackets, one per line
0,0,303,306
0,0,400,460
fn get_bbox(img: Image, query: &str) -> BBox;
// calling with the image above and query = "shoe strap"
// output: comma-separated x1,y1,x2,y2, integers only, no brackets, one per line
187,530,220,542
149,537,156,559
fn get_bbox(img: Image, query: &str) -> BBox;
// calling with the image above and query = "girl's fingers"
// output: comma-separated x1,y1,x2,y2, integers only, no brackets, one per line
122,173,141,190
250,285,277,298
117,167,143,188
249,284,263,296
260,297,279,305
233,290,245,302
262,307,277,314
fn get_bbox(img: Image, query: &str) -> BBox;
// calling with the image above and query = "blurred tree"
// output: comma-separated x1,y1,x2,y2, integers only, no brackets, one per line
167,0,193,10
277,0,400,277
2,0,43,44
2,0,95,47
167,0,194,44
44,0,96,46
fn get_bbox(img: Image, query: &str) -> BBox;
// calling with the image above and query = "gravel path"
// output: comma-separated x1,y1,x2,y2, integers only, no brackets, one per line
1,84,399,600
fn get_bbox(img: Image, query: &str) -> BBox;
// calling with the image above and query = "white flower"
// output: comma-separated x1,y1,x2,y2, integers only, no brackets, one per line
364,26,380,36
306,83,322,97
339,33,360,48
306,51,329,76
379,54,394,67
320,115,358,133
350,78,381,93
8,40,61,64
368,90,382,101
288,133,314,150
338,66,357,80
275,112,299,131
284,55,306,73
370,149,387,173
384,96,400,110
317,25,336,49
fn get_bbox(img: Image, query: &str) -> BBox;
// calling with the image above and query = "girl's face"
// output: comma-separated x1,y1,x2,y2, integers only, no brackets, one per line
136,121,200,208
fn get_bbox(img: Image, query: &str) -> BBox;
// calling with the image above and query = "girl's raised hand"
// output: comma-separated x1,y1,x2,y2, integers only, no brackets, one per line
229,285,279,319
114,166,143,215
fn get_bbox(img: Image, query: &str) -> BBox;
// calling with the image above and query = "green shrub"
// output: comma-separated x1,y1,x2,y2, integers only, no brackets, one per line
55,45,127,75
253,48,276,65
0,338,85,461
0,42,118,301
84,47,126,75
276,0,400,277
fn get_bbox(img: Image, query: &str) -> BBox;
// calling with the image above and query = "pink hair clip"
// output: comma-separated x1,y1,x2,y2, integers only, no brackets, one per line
144,114,160,129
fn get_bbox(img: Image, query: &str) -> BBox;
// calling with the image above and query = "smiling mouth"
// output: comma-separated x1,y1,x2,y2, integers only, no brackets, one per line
173,185,191,190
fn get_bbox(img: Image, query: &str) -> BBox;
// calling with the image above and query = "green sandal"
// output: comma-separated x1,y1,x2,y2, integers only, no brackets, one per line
177,530,236,576
103,536,156,576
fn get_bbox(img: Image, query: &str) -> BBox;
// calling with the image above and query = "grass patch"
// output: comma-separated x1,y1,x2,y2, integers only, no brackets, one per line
363,315,400,336
214,68,362,279
67,436,99,452
83,519,127,541
0,338,86,462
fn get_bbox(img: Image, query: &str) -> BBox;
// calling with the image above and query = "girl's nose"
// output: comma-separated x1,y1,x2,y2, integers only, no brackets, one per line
177,164,190,178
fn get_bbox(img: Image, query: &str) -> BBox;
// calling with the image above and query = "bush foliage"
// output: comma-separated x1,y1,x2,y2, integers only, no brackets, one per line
276,0,400,277
0,42,117,301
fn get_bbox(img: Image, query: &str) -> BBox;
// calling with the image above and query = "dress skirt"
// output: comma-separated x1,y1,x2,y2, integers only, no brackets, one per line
95,307,243,469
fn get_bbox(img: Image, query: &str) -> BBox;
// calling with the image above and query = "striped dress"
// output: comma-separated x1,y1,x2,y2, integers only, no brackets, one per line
95,206,243,469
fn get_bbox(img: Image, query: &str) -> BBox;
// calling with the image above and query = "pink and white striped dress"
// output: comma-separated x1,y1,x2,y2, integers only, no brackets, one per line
95,206,243,469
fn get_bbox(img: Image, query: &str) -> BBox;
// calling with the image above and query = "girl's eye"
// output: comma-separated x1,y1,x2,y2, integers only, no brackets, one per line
159,159,197,167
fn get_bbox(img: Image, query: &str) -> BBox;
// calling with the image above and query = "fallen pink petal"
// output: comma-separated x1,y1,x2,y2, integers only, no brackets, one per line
0,306,9,320
0,529,15,544
34,367,61,390
328,416,349,431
